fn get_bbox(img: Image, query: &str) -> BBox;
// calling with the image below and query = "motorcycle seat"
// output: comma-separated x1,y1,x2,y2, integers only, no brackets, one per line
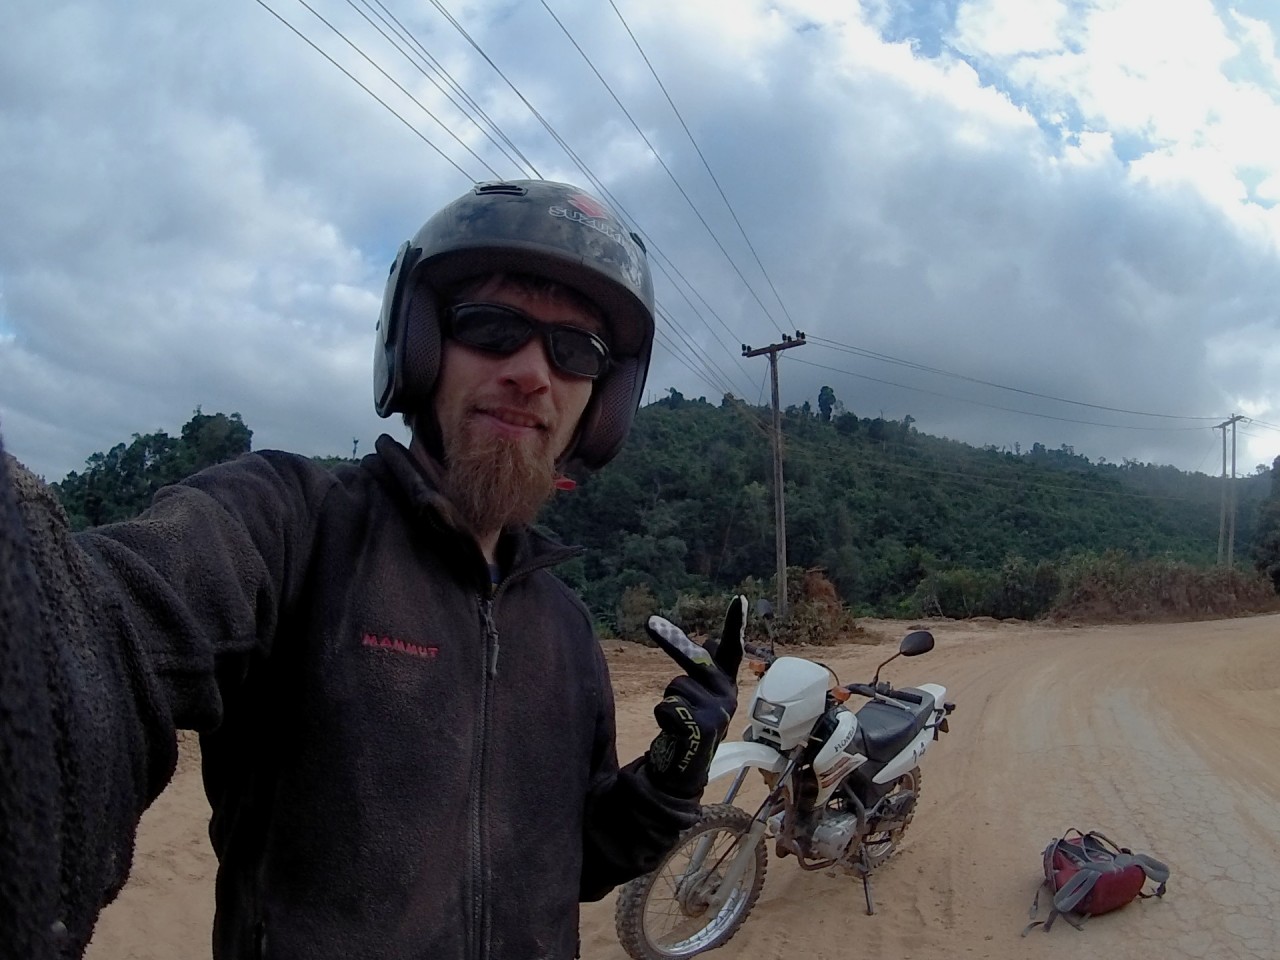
853,689,935,762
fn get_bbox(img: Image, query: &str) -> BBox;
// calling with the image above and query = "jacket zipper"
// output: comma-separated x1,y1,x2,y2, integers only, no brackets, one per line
471,595,499,960
468,549,579,960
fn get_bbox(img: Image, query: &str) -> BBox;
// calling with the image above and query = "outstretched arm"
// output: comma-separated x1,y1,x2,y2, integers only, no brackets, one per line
579,597,746,901
578,666,701,902
1,443,175,957
0,437,330,956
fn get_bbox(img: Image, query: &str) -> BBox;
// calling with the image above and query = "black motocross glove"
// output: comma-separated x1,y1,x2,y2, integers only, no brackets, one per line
644,595,746,798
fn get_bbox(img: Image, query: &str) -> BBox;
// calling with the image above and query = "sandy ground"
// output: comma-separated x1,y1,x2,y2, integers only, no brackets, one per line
86,614,1280,960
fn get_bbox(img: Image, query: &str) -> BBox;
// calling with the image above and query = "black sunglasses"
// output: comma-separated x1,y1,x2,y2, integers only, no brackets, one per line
445,302,613,380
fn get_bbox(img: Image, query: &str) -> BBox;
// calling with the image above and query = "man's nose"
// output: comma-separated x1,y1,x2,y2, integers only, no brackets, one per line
497,337,554,393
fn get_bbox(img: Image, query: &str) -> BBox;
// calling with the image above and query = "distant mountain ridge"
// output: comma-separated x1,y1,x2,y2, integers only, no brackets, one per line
47,398,1275,620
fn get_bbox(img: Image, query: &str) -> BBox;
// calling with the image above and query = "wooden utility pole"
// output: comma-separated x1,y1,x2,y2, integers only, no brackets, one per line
743,332,807,617
1216,415,1245,567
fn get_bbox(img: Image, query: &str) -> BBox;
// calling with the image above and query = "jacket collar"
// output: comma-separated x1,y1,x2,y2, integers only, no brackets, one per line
370,434,580,577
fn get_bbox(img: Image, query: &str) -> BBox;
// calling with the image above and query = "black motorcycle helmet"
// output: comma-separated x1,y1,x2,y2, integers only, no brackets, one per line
374,179,655,471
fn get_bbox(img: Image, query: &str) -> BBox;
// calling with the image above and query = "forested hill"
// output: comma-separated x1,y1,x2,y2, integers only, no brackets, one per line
540,391,1272,620
46,401,1276,622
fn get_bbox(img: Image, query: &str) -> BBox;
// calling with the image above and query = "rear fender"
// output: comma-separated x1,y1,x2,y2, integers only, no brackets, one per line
708,741,788,783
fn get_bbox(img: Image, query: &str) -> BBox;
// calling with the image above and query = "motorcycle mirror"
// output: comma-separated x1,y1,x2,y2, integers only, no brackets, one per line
899,630,934,657
871,630,935,684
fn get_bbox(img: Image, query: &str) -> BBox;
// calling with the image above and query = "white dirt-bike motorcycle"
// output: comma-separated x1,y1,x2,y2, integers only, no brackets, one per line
615,603,955,959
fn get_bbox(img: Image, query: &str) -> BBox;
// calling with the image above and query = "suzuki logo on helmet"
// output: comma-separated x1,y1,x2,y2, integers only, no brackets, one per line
549,205,630,248
567,193,609,219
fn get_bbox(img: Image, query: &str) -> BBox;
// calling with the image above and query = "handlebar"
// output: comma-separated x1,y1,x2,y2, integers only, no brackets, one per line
842,682,924,705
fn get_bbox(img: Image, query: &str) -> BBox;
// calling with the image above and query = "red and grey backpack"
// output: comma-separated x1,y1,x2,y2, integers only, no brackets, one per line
1022,828,1169,934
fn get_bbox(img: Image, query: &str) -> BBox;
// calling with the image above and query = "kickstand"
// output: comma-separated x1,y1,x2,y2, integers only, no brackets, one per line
855,852,876,915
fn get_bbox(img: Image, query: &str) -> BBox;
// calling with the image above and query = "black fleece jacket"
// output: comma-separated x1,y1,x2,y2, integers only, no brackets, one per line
0,433,699,960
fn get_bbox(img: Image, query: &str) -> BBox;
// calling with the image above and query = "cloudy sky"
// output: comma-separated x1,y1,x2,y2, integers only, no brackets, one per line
2,0,1279,482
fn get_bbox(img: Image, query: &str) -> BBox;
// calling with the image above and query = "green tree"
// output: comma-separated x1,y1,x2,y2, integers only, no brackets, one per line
178,409,252,474
817,385,836,422
1253,456,1280,590
55,410,252,530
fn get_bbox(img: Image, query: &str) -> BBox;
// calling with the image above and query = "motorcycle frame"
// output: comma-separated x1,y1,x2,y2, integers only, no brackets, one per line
699,684,949,910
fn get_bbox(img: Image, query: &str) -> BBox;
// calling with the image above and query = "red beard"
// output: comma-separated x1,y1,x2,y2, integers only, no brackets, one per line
439,412,558,536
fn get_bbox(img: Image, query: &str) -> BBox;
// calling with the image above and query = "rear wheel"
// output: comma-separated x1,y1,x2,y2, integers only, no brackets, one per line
615,803,767,960
861,767,921,868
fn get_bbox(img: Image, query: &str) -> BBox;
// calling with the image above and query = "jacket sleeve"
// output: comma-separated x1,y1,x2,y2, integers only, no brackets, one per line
578,647,702,902
0,443,330,957
72,453,333,730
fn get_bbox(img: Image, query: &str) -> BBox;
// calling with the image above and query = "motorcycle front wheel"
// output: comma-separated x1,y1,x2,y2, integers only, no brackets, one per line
615,803,767,960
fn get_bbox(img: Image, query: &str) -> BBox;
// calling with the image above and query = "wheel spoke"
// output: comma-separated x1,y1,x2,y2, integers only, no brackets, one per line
616,804,768,959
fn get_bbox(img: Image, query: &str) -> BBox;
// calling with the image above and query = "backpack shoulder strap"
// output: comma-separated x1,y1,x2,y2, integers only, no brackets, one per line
1084,831,1169,891
1113,852,1170,895
1021,830,1099,937
1052,862,1106,914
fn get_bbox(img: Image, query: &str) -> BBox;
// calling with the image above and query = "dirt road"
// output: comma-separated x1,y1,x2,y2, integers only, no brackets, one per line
86,614,1280,960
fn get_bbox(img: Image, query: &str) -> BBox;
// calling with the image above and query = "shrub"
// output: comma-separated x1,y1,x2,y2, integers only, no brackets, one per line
1049,550,1277,621
617,583,658,643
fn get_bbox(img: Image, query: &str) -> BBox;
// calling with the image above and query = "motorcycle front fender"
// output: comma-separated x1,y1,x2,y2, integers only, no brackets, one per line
708,740,788,783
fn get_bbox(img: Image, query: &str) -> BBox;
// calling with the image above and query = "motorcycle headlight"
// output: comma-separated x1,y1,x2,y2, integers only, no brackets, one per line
752,698,786,725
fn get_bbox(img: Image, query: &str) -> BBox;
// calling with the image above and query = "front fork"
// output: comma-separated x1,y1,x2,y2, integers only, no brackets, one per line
695,752,801,912
675,767,752,899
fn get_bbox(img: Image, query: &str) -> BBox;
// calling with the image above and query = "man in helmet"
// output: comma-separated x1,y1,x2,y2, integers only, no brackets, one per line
0,180,743,960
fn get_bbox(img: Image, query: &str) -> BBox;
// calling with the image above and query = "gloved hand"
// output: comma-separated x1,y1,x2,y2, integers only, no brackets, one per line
644,595,747,798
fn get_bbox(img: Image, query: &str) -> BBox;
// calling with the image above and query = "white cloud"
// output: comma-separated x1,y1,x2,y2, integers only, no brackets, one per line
1,0,1279,482
953,0,1069,57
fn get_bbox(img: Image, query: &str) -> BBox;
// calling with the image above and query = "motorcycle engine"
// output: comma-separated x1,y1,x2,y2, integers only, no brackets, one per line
808,811,861,861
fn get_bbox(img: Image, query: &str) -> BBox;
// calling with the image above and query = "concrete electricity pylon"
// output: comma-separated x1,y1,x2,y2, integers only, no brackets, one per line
1216,415,1245,567
743,332,807,617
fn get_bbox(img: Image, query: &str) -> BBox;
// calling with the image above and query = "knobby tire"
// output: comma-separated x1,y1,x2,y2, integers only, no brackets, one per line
615,803,767,960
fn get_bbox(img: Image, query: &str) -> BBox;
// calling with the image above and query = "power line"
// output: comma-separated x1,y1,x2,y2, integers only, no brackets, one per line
690,400,1228,508
291,0,503,178
1242,417,1280,432
607,0,796,331
422,0,759,383
654,306,745,400
253,0,476,182
653,329,729,395
791,356,1214,431
416,0,762,392
362,0,541,175
347,0,539,176
641,247,756,393
808,335,1220,422
777,428,1225,506
1192,433,1221,475
541,0,788,337
269,0,756,396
